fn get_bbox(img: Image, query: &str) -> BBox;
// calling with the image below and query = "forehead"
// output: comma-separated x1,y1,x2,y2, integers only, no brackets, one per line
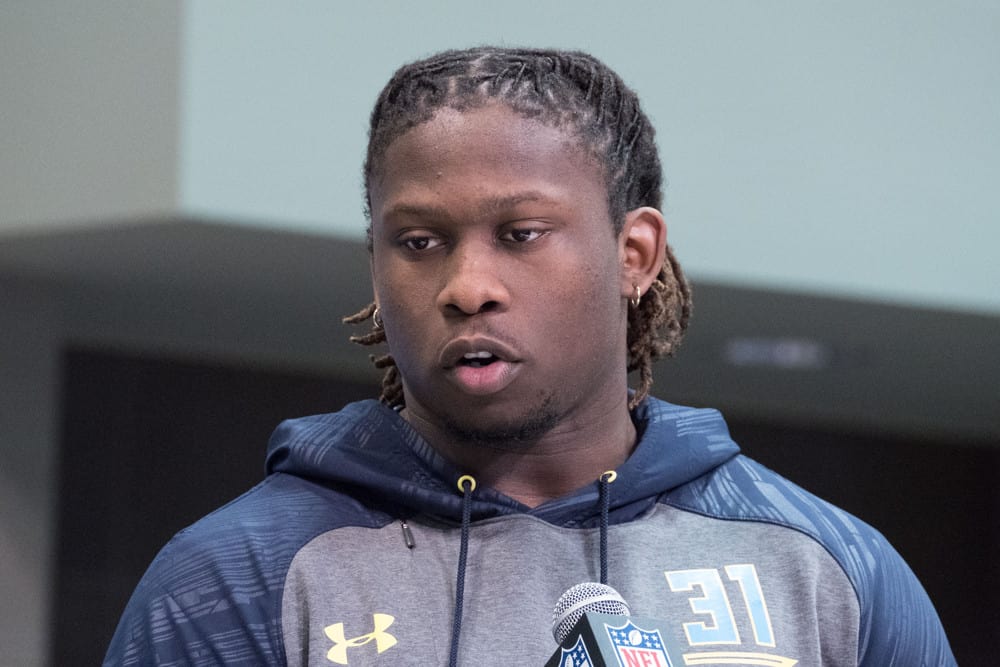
370,104,607,214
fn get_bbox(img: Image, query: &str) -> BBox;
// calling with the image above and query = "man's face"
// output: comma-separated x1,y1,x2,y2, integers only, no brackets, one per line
369,104,630,445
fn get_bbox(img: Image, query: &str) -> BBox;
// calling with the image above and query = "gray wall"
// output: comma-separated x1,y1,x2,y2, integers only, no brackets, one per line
0,281,59,665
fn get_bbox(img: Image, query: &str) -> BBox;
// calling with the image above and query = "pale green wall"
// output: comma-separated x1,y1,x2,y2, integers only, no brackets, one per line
178,1,1000,314
0,2,181,230
2,0,997,315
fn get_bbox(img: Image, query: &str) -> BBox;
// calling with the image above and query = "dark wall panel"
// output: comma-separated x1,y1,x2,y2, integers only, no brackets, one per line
54,348,377,665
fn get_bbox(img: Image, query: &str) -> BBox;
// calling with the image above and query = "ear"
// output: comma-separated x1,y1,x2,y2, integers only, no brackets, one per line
619,206,667,300
369,260,380,310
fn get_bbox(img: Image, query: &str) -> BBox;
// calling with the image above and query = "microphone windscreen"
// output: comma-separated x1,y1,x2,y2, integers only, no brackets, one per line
551,582,630,644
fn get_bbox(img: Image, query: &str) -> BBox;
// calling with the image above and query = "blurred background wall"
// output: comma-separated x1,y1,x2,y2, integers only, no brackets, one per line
1,1,997,664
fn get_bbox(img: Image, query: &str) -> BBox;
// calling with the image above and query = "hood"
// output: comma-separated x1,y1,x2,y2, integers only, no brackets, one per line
265,397,740,527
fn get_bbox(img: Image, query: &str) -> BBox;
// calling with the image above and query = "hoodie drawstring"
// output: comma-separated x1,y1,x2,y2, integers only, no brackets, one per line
598,470,616,586
447,471,616,665
449,475,476,667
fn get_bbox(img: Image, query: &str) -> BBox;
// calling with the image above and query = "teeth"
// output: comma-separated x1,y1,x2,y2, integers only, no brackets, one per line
461,351,497,368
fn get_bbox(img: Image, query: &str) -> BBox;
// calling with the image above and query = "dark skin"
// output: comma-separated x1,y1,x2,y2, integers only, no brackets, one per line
369,104,667,507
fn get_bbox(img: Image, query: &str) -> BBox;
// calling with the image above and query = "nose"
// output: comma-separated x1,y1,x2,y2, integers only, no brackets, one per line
436,243,510,316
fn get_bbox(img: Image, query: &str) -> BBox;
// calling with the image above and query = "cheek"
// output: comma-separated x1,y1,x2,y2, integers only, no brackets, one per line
546,255,624,347
379,308,430,386
373,264,427,358
378,295,422,349
576,238,625,304
373,250,435,309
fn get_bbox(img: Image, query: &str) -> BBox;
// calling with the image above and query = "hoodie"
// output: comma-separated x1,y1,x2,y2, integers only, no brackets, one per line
104,397,954,666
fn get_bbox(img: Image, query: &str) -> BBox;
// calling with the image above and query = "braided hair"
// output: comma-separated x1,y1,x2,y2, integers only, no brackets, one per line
345,47,691,409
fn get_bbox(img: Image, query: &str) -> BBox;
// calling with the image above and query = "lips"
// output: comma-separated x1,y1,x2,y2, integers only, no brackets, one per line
440,336,520,368
459,350,498,367
439,336,522,395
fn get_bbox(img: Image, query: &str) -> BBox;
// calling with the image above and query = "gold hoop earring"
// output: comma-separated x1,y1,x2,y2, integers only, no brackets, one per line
629,285,642,308
373,307,384,329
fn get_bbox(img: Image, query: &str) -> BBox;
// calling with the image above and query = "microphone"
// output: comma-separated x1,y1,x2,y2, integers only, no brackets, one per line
545,583,682,667
552,582,631,645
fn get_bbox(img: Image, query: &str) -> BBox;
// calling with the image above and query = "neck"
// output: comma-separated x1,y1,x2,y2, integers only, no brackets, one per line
402,391,637,508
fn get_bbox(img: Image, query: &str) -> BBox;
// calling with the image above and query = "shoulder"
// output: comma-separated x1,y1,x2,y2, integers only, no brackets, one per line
160,471,389,577
665,454,955,665
104,473,393,666
667,454,880,563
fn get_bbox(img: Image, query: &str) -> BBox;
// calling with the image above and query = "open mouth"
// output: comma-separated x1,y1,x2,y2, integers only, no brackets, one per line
443,341,520,394
459,351,499,368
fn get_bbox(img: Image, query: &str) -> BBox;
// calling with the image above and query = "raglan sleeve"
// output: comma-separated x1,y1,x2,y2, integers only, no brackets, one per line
855,528,956,667
103,532,285,666
103,572,199,667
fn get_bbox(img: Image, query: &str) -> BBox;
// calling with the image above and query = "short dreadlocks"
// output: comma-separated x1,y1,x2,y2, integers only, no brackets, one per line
345,46,692,409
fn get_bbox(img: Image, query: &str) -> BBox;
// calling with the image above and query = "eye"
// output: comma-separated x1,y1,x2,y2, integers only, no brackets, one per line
398,233,444,252
501,227,546,243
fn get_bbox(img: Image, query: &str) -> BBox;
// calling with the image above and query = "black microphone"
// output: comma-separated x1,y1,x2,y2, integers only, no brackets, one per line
544,583,682,667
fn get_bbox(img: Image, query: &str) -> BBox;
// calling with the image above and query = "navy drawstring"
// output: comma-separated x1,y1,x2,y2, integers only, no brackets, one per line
446,471,615,664
449,475,476,667
598,470,616,586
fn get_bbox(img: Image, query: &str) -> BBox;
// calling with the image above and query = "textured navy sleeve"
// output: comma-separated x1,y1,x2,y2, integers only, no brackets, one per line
103,479,291,666
668,455,955,666
104,576,282,666
104,467,395,666
853,525,955,666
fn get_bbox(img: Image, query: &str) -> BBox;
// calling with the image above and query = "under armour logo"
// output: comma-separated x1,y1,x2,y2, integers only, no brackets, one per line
324,613,398,665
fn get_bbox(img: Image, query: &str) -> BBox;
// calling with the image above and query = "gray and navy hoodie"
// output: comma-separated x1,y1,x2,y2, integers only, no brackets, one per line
105,397,954,666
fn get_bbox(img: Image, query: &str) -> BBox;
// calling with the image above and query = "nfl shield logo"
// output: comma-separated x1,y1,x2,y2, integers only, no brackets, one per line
557,635,594,667
605,620,673,667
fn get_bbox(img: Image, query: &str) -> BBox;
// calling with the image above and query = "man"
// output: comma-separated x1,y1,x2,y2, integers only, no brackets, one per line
106,47,954,666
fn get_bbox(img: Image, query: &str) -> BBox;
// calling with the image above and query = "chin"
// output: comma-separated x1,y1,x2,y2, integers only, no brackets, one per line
441,395,559,450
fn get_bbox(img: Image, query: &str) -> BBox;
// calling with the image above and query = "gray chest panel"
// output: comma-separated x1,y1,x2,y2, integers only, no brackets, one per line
281,505,859,666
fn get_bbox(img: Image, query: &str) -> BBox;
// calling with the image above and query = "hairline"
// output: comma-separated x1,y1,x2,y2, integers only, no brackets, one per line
364,99,627,253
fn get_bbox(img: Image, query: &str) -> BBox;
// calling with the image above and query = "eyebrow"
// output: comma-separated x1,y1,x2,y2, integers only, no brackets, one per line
383,191,552,221
479,192,549,213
